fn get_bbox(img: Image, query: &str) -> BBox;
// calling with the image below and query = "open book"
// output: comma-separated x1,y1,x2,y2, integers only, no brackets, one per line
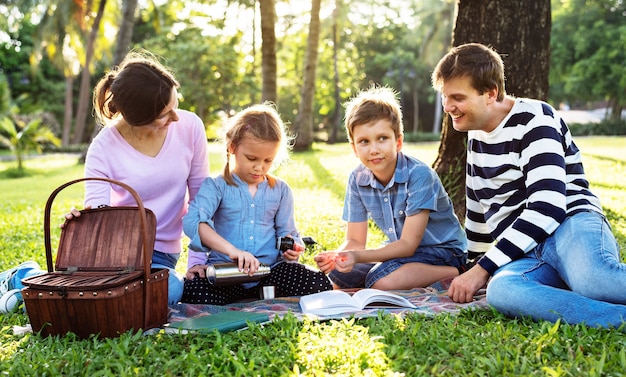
299,288,417,316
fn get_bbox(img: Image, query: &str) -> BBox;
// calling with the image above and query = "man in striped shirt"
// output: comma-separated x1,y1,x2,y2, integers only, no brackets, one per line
432,43,626,327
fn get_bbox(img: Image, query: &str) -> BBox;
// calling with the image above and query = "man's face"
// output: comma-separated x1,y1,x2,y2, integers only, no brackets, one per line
440,76,495,132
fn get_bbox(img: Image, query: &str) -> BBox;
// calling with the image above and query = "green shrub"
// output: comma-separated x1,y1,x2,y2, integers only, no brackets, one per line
569,118,626,136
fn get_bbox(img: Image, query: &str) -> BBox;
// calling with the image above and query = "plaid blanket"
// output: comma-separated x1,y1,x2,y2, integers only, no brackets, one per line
167,277,488,323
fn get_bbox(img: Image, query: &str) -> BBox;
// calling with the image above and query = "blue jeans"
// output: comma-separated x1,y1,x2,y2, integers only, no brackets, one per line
487,211,626,328
329,246,466,289
152,251,183,306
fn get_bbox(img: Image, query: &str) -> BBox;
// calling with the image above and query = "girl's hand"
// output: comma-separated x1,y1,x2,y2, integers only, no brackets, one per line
334,251,355,273
282,242,304,262
60,206,92,229
232,251,260,275
186,264,208,280
314,252,337,273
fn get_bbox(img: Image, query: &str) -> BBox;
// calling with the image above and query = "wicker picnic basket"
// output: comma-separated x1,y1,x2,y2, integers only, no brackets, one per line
21,177,168,338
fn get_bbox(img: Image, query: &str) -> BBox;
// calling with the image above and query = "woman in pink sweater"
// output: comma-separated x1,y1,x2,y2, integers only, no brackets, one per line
1,51,209,310
78,51,209,305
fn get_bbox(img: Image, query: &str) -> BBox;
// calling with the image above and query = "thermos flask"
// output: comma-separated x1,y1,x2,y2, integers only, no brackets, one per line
206,263,271,285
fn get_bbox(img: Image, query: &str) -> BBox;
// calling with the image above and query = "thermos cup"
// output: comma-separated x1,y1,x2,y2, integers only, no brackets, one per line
206,263,271,285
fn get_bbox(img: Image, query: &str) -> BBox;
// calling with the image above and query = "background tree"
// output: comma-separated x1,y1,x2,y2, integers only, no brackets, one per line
71,0,108,145
293,0,321,151
113,0,139,65
0,73,61,173
260,0,277,104
2,0,624,157
550,0,625,120
32,0,86,146
432,0,551,222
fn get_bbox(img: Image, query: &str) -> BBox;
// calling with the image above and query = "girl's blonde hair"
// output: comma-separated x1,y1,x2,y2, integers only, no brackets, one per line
221,103,292,187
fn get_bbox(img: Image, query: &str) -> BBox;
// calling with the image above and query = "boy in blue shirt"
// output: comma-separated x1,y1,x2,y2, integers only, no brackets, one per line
315,86,468,289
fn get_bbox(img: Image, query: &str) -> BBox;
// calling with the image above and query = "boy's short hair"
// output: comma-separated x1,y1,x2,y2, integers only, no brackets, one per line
431,43,506,101
343,86,404,143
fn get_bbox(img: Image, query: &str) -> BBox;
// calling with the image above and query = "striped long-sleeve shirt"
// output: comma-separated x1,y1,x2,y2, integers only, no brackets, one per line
467,98,602,275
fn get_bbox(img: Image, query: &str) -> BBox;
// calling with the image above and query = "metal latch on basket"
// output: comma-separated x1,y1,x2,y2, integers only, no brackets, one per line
120,267,135,274
62,267,79,274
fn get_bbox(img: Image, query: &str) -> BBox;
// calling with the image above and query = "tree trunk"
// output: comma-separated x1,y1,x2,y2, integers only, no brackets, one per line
329,0,342,144
259,0,277,104
72,0,107,145
113,0,138,66
433,0,551,222
61,75,74,146
293,0,321,151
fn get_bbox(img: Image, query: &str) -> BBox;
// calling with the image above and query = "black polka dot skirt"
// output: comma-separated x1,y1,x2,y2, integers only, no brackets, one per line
181,262,332,305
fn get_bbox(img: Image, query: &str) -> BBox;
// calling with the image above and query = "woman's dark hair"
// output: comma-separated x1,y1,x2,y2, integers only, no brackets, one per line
93,50,179,127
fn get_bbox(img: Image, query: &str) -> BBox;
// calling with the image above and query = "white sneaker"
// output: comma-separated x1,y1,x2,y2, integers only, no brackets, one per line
0,261,41,295
0,288,22,313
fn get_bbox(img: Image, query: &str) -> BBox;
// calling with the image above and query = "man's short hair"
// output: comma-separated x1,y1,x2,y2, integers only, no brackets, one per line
431,43,506,101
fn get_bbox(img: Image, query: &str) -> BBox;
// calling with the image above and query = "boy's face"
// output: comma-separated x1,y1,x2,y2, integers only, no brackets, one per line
440,75,498,132
350,119,402,186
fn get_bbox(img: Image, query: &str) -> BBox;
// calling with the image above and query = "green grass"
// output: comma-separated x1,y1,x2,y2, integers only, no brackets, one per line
1,136,626,376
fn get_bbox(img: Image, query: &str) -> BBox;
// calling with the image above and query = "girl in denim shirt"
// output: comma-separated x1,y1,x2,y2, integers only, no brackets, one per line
181,104,332,304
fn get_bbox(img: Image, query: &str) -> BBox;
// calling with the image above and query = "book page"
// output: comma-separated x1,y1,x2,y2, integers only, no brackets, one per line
299,290,361,315
299,289,416,316
352,289,417,309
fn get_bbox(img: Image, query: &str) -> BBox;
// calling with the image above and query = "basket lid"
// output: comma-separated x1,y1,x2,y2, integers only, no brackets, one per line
55,207,156,272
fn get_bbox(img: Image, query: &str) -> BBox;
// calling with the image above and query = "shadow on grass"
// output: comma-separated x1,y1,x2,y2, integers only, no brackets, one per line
0,155,83,180
584,153,626,166
297,149,347,202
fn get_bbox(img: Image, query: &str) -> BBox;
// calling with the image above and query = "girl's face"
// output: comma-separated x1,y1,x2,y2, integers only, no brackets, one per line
229,135,280,186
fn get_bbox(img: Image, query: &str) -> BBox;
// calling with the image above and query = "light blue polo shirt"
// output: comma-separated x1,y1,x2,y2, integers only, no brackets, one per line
342,152,466,250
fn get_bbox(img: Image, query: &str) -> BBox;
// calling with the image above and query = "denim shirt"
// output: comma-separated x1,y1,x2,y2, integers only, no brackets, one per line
183,173,301,267
342,152,466,250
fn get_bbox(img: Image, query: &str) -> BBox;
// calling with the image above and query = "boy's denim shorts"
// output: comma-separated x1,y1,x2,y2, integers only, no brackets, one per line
328,246,466,289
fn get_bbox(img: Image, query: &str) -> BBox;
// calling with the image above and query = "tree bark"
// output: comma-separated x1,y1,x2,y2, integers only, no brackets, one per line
293,0,321,151
259,0,277,104
329,0,342,144
113,0,139,66
72,0,107,145
61,75,74,146
433,0,551,222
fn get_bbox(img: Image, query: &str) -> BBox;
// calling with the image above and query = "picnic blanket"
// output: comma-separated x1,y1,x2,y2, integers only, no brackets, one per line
167,277,488,323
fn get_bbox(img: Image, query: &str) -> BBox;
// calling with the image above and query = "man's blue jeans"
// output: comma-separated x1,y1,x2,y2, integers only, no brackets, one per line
487,211,626,328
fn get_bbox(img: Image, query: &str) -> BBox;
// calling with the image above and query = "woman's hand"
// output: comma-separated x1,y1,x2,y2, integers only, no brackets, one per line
60,206,92,229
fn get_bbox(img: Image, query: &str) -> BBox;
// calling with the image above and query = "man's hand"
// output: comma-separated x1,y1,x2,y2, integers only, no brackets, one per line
447,264,490,303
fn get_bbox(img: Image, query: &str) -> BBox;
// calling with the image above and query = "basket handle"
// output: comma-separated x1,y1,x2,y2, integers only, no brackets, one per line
43,177,152,280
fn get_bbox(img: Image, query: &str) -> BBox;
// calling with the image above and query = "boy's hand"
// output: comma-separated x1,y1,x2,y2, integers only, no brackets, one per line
314,252,337,273
334,251,355,272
